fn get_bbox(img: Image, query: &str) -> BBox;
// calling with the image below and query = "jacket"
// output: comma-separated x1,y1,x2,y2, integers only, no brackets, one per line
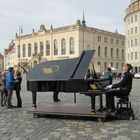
112,71,132,92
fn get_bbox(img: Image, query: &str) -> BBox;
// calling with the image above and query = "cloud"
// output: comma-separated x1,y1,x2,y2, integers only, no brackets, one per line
0,0,130,53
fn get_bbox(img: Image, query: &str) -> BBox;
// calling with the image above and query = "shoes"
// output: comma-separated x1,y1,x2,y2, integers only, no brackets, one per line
17,106,22,108
7,105,13,109
54,99,61,102
107,108,116,113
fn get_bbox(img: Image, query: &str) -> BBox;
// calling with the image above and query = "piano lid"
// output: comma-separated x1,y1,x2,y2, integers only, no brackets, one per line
26,50,95,81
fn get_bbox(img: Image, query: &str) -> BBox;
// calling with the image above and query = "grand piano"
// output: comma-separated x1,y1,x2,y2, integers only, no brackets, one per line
27,50,110,120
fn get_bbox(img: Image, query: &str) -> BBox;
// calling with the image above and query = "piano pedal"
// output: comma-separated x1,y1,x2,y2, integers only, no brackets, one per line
32,104,36,108
91,109,96,114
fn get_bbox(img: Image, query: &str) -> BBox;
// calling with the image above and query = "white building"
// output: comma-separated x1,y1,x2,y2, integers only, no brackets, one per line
5,19,125,72
125,0,140,73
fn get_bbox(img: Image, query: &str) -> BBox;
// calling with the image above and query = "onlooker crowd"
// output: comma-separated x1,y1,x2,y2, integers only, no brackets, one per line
0,67,22,109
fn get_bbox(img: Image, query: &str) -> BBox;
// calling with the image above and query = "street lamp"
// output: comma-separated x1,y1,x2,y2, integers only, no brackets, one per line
18,25,23,69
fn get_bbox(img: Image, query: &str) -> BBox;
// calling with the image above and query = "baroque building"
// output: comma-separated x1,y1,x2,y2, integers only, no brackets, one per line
13,19,125,73
125,0,140,73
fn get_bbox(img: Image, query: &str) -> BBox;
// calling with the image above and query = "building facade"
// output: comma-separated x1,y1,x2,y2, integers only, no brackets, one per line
0,53,4,72
13,20,125,73
4,41,16,70
125,0,140,73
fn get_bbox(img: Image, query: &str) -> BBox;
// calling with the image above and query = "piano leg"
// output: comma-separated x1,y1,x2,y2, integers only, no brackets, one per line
91,93,95,112
32,91,37,108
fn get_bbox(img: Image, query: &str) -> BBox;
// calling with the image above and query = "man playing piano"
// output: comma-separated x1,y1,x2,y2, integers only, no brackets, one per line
105,63,133,112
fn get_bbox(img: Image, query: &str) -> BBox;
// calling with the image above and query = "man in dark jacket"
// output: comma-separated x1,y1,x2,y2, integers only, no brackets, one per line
105,63,133,111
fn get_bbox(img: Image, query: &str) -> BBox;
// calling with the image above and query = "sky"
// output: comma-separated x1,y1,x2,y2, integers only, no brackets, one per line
0,0,130,54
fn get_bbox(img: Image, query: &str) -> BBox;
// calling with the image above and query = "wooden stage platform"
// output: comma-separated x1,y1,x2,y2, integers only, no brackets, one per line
27,105,110,121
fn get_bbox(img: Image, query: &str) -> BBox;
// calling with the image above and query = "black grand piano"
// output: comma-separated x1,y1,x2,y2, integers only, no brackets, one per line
27,50,111,120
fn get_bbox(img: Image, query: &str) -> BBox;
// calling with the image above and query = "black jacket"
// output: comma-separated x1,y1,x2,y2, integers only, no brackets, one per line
112,71,132,92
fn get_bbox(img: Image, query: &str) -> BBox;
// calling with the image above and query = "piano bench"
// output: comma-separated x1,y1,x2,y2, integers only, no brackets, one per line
116,96,131,110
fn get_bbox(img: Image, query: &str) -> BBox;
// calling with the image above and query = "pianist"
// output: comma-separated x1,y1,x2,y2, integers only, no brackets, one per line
105,63,133,111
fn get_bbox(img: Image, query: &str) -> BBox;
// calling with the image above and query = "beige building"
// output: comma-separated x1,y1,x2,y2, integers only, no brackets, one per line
125,0,140,73
13,19,125,73
4,41,16,70
0,53,4,72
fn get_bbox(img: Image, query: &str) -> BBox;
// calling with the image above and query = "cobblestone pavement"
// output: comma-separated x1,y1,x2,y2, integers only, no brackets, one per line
0,74,140,140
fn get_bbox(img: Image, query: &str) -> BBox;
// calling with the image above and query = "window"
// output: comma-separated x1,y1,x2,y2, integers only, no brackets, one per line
135,39,137,47
128,41,130,48
116,48,119,58
110,38,113,44
54,39,58,55
122,49,124,59
98,36,101,42
116,63,119,69
116,40,119,45
131,52,133,60
18,45,20,58
34,42,38,55
40,42,44,56
104,47,107,57
135,52,137,60
131,40,133,47
121,40,125,46
131,28,133,34
128,30,130,35
46,41,50,56
128,53,130,60
28,43,31,57
98,46,101,57
135,15,137,22
104,62,107,71
69,37,74,54
135,26,137,34
61,38,66,55
22,44,26,57
98,61,100,65
111,48,113,58
111,62,113,67
104,37,108,43
131,17,133,23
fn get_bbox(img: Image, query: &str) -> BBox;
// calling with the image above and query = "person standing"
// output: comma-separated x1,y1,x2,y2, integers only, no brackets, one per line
15,71,22,107
0,71,7,106
6,67,15,108
105,67,112,85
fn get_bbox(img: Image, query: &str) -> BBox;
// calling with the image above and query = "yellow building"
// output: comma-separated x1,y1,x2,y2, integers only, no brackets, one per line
14,19,125,72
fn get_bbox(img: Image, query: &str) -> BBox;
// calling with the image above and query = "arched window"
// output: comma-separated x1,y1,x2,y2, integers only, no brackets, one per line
40,42,44,56
98,46,101,57
54,39,58,55
116,48,119,58
34,42,38,55
122,49,124,59
33,60,37,67
104,47,107,57
104,62,107,71
18,45,20,58
61,38,66,55
28,43,31,57
46,41,50,56
22,44,26,57
111,48,113,58
69,37,74,54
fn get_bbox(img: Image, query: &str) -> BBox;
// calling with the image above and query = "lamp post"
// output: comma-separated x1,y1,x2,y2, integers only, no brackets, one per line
18,25,23,69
